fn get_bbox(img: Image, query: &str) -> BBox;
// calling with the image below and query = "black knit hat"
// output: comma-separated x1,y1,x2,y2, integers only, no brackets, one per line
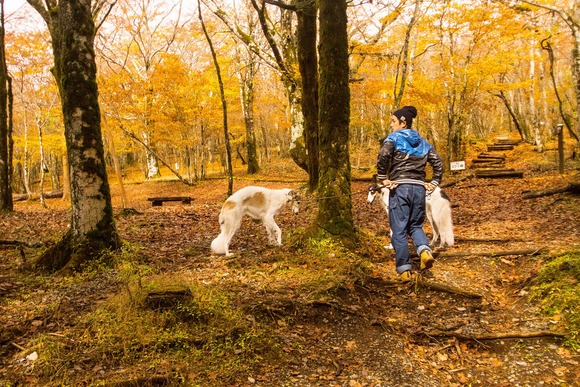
393,106,417,128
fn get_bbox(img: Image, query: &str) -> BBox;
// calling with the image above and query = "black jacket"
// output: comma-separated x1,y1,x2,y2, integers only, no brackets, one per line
376,129,444,185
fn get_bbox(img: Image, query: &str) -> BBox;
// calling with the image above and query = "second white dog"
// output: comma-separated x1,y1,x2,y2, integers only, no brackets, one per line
211,186,300,256
367,184,454,248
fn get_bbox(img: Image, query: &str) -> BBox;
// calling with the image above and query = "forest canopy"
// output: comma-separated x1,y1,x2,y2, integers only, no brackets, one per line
3,0,579,194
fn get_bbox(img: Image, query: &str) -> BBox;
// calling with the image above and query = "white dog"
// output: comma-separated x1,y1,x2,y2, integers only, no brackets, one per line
367,183,454,248
211,186,300,256
425,186,454,248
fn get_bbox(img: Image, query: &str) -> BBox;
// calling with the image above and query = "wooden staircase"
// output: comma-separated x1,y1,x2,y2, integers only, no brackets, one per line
472,139,524,179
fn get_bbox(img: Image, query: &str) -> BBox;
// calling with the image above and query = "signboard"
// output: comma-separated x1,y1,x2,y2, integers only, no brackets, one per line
450,161,465,171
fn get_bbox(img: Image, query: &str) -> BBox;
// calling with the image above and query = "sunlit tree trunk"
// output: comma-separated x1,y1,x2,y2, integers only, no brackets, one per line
541,38,575,139
393,0,422,109
515,0,580,142
238,54,260,174
296,0,319,191
22,117,32,197
105,128,127,208
49,153,61,191
27,0,119,272
0,0,12,212
529,34,544,152
37,116,46,208
248,0,309,172
315,0,355,245
61,136,70,201
199,0,233,195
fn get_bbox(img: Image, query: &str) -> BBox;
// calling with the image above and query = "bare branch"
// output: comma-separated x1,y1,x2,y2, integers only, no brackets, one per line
25,0,49,24
263,0,296,11
93,0,117,34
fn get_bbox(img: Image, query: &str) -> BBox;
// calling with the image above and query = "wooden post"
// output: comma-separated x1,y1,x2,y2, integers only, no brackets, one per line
557,124,564,174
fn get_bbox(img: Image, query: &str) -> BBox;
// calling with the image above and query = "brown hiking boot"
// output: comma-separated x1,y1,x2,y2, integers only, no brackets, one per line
420,250,435,271
398,271,415,283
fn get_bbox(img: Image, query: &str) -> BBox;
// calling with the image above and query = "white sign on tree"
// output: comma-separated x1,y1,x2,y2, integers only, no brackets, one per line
450,161,465,171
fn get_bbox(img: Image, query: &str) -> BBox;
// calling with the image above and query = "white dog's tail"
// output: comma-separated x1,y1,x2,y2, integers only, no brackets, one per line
211,206,242,255
211,233,228,255
435,188,454,247
437,206,454,247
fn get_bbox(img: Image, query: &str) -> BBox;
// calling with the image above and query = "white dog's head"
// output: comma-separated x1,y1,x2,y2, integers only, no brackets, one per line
367,183,384,204
287,190,301,214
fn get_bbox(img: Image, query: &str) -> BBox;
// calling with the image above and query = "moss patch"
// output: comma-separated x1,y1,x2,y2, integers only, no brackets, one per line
530,249,580,348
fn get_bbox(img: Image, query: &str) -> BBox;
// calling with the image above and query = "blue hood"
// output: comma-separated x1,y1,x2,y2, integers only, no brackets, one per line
386,129,432,157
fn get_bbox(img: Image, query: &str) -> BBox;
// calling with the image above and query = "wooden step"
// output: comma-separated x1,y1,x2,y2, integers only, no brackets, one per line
477,153,506,160
475,169,523,178
494,139,521,146
487,145,514,151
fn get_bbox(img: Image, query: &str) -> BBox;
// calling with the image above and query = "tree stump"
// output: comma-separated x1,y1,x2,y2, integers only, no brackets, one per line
144,285,193,310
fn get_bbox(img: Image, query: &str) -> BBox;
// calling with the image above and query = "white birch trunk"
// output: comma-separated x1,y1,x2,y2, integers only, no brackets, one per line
529,33,544,152
37,118,46,208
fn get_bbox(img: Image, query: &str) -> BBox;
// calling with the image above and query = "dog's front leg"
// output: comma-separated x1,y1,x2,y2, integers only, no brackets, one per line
263,217,282,245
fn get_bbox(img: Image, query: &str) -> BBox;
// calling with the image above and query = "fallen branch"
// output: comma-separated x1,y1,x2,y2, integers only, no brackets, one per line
13,190,63,202
11,342,26,351
435,248,546,258
440,173,475,188
417,330,566,341
417,277,483,299
120,127,194,186
379,277,483,299
455,237,523,243
522,183,580,199
0,240,44,248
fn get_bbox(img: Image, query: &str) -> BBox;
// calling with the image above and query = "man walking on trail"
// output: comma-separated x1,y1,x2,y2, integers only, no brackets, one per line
376,106,444,282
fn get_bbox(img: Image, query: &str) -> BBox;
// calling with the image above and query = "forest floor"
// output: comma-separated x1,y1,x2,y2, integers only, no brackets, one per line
1,141,580,386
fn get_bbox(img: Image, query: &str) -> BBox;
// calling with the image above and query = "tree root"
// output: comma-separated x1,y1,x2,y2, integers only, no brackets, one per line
416,330,566,341
416,277,483,299
435,248,546,259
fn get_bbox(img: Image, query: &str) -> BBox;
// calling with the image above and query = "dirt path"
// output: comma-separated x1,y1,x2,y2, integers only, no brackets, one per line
1,169,579,386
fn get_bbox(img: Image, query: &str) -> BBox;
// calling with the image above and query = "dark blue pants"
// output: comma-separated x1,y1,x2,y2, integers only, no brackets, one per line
388,184,431,273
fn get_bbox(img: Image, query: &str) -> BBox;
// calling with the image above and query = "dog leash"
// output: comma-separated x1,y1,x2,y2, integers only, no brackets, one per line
299,188,370,203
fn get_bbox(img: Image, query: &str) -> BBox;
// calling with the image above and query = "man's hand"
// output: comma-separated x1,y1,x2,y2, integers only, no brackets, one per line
424,182,436,193
379,179,398,189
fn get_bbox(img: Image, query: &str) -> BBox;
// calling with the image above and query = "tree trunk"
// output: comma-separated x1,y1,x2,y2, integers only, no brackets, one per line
393,0,421,109
494,91,525,140
22,116,32,197
61,146,70,201
27,0,119,272
105,128,127,208
249,0,309,174
296,0,319,191
315,0,356,245
199,0,233,195
528,32,544,152
519,0,580,142
238,56,260,174
37,118,46,208
0,2,12,212
541,38,578,142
